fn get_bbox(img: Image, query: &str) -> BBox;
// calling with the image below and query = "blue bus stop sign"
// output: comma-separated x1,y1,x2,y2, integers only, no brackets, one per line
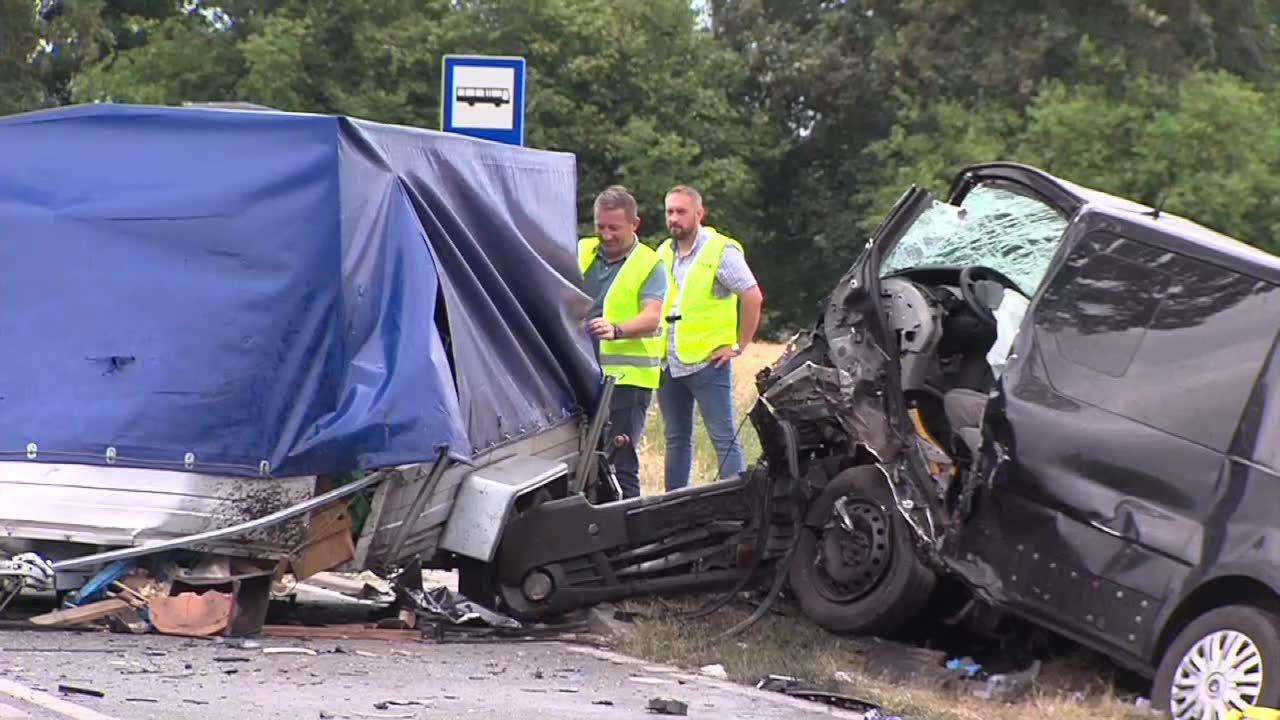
441,54,527,146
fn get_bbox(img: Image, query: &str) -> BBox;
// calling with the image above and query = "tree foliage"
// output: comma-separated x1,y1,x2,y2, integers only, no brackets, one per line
7,0,1280,332
0,0,42,116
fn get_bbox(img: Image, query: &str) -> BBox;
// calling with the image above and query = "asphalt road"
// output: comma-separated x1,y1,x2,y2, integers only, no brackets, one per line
0,628,863,720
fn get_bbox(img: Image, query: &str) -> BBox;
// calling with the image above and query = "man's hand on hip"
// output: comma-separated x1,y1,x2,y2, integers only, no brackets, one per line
710,344,741,368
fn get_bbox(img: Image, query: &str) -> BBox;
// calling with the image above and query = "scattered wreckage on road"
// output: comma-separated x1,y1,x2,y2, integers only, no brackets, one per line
3,103,1280,720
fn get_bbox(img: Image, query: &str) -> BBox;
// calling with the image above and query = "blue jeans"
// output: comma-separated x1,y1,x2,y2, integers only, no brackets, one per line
607,386,652,499
658,362,745,491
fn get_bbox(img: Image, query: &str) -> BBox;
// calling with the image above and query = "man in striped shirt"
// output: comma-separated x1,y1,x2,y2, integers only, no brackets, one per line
656,186,764,491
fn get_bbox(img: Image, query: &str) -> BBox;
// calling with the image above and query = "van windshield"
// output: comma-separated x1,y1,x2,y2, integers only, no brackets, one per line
881,184,1070,295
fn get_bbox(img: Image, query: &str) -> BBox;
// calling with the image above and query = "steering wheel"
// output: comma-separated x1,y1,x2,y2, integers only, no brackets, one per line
958,266,1027,325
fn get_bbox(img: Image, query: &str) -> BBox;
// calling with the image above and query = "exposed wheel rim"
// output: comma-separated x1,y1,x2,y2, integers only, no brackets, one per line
812,498,892,603
1169,629,1264,720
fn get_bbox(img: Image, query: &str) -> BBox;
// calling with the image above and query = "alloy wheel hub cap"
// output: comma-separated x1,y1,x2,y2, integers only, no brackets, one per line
1170,630,1263,720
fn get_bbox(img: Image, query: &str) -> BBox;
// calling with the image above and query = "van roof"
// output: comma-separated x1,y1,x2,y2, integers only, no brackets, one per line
955,162,1280,283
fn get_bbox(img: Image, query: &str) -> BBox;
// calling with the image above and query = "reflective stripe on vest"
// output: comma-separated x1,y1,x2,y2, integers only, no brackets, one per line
658,227,742,365
578,237,664,389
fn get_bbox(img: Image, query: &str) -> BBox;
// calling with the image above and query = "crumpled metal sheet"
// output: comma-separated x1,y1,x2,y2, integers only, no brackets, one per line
396,585,521,629
755,675,896,717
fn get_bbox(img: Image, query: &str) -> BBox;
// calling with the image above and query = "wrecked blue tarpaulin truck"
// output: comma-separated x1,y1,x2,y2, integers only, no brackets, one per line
0,102,612,628
0,103,786,639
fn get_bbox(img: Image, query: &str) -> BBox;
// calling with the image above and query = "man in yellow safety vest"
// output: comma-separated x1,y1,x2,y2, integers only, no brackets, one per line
657,185,764,491
579,185,667,499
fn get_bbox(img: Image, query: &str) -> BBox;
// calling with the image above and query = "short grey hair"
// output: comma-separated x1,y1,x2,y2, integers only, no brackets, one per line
593,185,638,220
666,184,703,208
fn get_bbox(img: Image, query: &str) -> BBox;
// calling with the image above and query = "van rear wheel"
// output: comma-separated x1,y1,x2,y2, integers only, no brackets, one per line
1153,605,1280,720
788,466,934,635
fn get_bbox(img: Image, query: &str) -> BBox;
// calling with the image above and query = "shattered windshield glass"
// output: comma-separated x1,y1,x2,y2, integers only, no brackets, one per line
881,184,1070,294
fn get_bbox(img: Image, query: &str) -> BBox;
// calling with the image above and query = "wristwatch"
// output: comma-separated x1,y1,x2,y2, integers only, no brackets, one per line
730,343,741,356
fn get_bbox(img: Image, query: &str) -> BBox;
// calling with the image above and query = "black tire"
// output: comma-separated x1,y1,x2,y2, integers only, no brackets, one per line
1153,604,1280,720
788,465,934,635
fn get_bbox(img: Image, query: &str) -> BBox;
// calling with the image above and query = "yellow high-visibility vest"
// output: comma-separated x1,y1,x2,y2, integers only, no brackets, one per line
578,237,663,389
657,226,743,365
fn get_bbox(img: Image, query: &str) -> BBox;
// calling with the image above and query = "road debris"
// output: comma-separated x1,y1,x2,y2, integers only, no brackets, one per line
699,664,728,680
261,624,420,641
756,675,885,715
397,582,519,630
971,660,1041,703
56,684,103,698
29,599,131,628
149,589,234,637
945,656,983,678
106,606,149,634
217,638,262,650
630,676,674,685
647,697,689,715
373,700,423,709
299,571,394,600
1,648,117,654
263,647,319,656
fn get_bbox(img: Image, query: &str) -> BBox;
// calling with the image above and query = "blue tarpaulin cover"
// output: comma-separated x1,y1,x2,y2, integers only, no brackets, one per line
0,103,601,478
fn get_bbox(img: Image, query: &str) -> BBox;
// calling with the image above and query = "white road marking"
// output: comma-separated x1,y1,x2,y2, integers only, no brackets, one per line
0,680,120,720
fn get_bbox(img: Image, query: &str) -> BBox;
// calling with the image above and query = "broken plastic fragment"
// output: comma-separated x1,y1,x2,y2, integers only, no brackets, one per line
647,697,688,716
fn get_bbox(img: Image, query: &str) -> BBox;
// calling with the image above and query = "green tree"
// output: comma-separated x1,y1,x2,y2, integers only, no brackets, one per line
452,0,784,257
0,0,42,116
1018,71,1280,254
860,70,1280,255
709,0,1280,329
61,0,779,283
69,12,242,104
36,0,172,107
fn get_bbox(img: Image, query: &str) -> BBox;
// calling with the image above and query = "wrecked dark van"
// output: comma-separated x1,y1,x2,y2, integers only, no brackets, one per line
756,162,1280,719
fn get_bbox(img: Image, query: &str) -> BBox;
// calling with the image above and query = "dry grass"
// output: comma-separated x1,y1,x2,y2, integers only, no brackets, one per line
624,342,1153,719
612,598,1155,720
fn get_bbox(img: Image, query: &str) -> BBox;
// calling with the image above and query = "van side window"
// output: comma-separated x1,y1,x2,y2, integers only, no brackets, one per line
1039,250,1167,377
1234,335,1280,472
1034,231,1280,452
